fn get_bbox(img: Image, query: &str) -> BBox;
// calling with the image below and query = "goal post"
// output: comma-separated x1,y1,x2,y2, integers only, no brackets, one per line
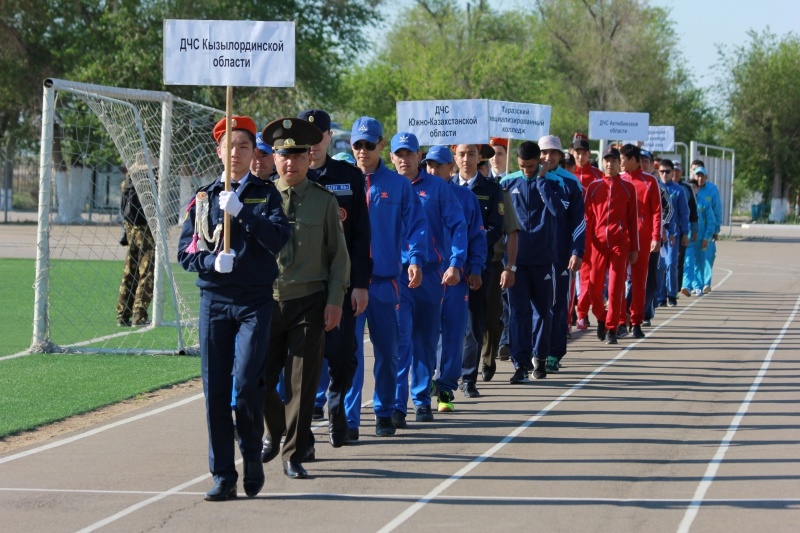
32,78,225,355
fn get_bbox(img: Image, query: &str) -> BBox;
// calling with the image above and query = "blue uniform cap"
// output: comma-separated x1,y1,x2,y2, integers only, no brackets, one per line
640,149,653,161
693,166,707,176
422,145,454,165
351,116,383,144
297,109,331,133
390,132,420,154
332,152,357,166
255,132,273,155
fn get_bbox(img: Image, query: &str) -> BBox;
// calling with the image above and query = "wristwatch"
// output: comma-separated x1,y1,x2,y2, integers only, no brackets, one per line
505,265,517,273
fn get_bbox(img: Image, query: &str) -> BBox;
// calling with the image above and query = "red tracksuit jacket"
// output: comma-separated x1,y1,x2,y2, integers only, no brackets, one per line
621,169,661,252
584,174,639,253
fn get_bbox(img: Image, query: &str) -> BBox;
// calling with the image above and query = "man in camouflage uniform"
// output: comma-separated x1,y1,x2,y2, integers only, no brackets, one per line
117,166,155,327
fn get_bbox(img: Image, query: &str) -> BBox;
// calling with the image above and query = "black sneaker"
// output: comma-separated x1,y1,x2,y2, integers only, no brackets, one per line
117,318,131,327
312,406,324,420
509,367,528,384
462,382,481,398
596,322,607,341
604,329,618,344
667,297,677,307
391,409,407,428
532,358,547,379
498,344,511,361
375,417,396,437
415,405,434,422
616,325,629,339
632,325,645,338
345,428,359,444
641,319,652,327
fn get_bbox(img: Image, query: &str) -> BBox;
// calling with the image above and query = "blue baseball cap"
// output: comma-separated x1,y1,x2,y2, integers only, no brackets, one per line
350,116,383,144
332,152,357,166
255,132,273,155
390,132,420,154
640,149,653,161
297,109,331,133
422,145,454,165
693,166,707,176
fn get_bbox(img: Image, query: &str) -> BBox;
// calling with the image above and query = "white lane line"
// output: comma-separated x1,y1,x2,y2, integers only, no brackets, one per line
0,393,204,465
676,292,800,533
2,487,799,506
377,269,735,533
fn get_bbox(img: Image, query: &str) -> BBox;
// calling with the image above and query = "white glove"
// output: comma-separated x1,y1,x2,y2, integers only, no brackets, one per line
219,190,243,217
214,251,236,273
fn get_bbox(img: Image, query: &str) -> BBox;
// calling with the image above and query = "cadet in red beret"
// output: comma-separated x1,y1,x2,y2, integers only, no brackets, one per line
177,115,290,501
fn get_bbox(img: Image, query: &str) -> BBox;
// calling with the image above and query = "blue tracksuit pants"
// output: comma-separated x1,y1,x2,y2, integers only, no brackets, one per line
550,261,572,361
683,245,706,291
508,264,554,370
344,278,400,424
396,266,444,413
704,239,716,287
664,239,681,298
436,277,469,393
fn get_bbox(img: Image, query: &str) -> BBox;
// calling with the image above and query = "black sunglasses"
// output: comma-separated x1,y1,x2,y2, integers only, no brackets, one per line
352,141,378,151
659,169,673,174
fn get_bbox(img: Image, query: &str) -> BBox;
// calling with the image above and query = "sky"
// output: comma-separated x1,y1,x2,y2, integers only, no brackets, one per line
372,0,799,93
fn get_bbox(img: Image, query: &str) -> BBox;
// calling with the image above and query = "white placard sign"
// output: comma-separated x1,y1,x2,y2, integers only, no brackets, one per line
396,99,489,145
642,126,675,151
488,100,551,140
588,111,650,141
163,20,295,87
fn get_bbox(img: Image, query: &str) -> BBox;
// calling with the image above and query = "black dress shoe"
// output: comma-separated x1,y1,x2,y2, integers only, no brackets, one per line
481,363,496,382
261,436,279,463
329,409,347,448
243,460,264,497
204,477,237,501
283,461,307,479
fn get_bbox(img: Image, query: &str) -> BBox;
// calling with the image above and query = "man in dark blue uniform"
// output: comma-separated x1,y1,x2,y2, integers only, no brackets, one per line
177,115,290,501
453,143,505,398
298,109,372,448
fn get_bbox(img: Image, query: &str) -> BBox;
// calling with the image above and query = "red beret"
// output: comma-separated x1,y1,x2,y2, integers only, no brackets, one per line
489,137,508,149
212,115,257,143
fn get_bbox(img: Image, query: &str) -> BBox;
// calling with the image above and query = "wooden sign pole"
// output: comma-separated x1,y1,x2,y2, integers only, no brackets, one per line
223,85,233,253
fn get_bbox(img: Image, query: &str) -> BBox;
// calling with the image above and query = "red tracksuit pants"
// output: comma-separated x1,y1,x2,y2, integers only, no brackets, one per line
619,250,649,327
576,240,592,319
589,244,629,332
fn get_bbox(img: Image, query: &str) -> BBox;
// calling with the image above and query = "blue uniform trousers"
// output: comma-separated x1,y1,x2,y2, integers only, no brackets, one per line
656,252,667,304
703,239,716,287
200,294,272,483
437,278,469,393
550,262,572,360
462,265,494,384
643,251,660,321
682,245,706,291
396,266,444,412
313,288,359,418
344,278,401,424
508,264,554,370
664,239,681,298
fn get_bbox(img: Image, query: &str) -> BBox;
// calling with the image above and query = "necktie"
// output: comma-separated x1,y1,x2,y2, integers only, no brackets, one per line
231,181,240,191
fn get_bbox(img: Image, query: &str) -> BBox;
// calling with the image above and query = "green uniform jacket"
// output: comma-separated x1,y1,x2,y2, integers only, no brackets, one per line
273,177,350,306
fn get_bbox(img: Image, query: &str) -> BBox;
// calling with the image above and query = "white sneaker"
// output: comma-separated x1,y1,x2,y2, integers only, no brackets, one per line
693,288,703,296
703,285,711,294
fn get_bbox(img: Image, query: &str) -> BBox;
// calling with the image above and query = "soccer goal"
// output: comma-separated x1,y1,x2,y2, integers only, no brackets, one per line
32,78,225,355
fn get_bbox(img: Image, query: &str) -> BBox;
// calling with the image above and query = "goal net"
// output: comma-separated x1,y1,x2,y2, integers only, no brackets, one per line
32,78,225,354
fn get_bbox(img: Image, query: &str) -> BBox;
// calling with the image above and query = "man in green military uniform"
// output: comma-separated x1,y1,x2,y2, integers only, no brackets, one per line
261,117,350,479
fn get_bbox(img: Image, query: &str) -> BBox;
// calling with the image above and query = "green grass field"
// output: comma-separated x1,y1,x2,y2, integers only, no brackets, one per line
0,258,201,438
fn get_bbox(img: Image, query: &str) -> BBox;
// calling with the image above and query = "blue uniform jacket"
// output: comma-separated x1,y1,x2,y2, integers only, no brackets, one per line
663,181,688,238
310,155,373,289
692,197,716,247
405,170,467,270
501,171,565,266
449,179,487,276
697,181,722,234
177,172,290,301
365,160,428,279
546,166,586,264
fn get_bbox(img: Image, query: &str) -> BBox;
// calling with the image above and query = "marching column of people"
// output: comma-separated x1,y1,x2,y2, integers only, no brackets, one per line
179,119,725,501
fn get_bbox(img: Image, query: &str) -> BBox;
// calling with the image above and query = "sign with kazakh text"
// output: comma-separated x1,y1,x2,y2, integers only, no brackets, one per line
588,111,650,141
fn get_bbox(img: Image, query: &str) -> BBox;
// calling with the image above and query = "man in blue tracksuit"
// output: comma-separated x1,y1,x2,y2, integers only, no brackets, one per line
691,162,722,293
538,135,585,374
658,159,689,307
344,116,428,439
454,143,506,398
501,141,565,382
390,134,467,426
424,146,489,413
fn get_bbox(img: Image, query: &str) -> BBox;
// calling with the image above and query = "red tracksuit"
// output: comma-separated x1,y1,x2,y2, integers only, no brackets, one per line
584,174,639,331
574,164,605,320
620,169,662,327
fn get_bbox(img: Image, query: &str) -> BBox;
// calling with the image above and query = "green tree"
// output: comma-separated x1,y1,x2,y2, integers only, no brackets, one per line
719,30,800,222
